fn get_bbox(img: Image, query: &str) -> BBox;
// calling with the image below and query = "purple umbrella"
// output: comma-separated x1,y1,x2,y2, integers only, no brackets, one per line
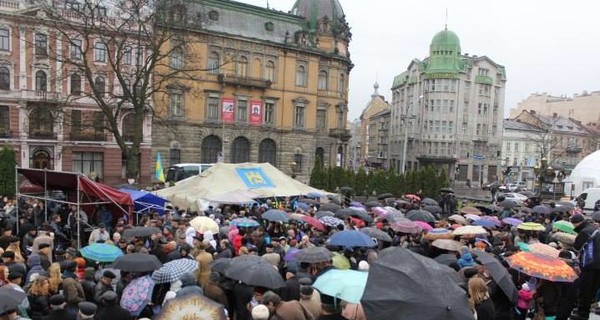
284,248,300,261
120,275,155,316
350,201,365,208
502,217,523,226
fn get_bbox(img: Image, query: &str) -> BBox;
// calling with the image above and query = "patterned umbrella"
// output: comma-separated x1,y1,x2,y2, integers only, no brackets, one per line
120,275,155,316
464,214,481,221
81,243,124,263
505,251,578,282
552,220,576,234
296,246,332,263
319,215,344,227
156,292,227,320
448,214,468,225
190,216,219,234
552,232,576,245
262,209,289,223
517,222,546,232
152,259,199,284
423,228,453,240
301,216,326,231
502,217,523,226
528,243,560,258
452,225,487,236
390,220,421,234
459,207,482,216
230,218,260,228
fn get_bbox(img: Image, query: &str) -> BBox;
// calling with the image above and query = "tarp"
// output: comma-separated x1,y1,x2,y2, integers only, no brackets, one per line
156,162,330,211
120,189,168,214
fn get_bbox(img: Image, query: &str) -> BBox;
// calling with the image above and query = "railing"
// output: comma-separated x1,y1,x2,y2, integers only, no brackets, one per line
0,0,19,10
217,74,272,89
329,128,352,141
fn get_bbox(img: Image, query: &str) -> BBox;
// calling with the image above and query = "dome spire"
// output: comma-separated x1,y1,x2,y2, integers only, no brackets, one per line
372,81,380,97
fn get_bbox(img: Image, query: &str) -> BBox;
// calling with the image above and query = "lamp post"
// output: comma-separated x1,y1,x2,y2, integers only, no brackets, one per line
401,95,421,174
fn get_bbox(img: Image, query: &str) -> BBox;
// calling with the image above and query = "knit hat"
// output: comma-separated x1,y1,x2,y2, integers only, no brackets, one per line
522,283,530,291
251,304,270,320
570,214,585,224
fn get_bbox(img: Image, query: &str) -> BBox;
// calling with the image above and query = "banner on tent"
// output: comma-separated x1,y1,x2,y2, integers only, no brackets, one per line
235,167,275,189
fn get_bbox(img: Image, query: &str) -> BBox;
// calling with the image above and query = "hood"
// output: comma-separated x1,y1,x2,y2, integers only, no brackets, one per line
28,254,41,267
180,272,197,287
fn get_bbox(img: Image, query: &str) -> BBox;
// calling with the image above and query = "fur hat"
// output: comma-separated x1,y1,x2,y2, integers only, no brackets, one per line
251,304,270,320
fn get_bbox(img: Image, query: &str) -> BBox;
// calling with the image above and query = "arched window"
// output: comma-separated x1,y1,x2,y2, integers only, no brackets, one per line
29,108,54,139
339,73,345,92
70,74,81,95
201,135,222,163
237,56,248,77
231,136,250,163
296,64,306,86
35,70,47,92
266,60,275,82
30,148,52,169
170,47,184,69
122,113,136,142
318,70,328,90
258,139,277,166
208,52,219,74
252,58,262,78
315,147,325,167
94,76,105,96
0,67,9,90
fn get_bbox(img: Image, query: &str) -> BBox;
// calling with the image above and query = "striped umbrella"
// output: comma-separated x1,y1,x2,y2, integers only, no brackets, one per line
81,243,124,263
517,222,546,232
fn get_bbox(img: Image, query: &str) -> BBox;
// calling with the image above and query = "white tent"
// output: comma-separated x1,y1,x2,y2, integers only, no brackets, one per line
156,162,330,211
564,149,600,197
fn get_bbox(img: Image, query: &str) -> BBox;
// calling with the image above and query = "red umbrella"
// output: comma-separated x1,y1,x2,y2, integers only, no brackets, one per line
301,216,326,231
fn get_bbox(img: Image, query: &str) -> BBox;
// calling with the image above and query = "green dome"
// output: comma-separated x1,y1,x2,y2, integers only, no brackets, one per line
426,28,463,74
430,29,461,55
291,0,345,31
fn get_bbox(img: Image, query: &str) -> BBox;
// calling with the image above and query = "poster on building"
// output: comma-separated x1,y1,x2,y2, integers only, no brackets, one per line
221,97,235,123
249,100,262,125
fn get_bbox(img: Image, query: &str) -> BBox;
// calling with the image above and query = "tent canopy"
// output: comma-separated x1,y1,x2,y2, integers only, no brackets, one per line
120,189,168,214
156,162,330,211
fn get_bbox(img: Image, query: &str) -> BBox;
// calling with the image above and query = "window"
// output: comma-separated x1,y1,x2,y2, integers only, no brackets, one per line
70,74,81,95
206,96,219,120
35,71,47,92
207,52,219,74
293,153,303,173
201,135,221,163
336,107,344,128
134,47,143,66
169,92,183,117
506,142,511,151
514,143,519,152
236,99,247,122
94,42,107,62
237,56,248,77
294,105,305,127
65,0,79,10
123,46,132,65
35,33,47,57
258,139,277,166
72,152,103,178
94,76,105,95
0,29,9,51
29,108,54,138
318,70,328,90
122,113,135,141
339,73,345,92
264,101,274,125
231,136,250,163
316,109,326,129
0,67,9,90
296,64,306,86
266,61,275,81
70,39,82,60
169,148,181,165
95,6,107,17
170,47,184,69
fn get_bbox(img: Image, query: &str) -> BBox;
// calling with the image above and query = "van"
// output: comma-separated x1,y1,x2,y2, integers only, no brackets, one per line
165,163,214,183
577,187,600,214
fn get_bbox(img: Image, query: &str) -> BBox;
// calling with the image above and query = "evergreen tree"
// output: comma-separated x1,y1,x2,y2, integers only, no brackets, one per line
354,167,368,196
309,156,323,188
0,147,16,198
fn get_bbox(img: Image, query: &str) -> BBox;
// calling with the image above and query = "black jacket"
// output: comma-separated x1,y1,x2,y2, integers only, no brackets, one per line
42,308,77,320
96,305,133,320
475,298,496,320
573,221,600,270
28,294,50,320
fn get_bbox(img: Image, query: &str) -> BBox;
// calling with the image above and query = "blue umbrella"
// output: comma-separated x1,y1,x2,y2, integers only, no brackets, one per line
473,219,498,229
262,209,289,223
313,269,368,304
81,243,124,262
231,218,260,228
328,230,377,248
296,202,310,212
307,191,325,198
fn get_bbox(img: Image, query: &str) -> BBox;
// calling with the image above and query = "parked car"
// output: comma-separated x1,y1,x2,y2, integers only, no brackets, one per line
508,182,527,192
502,192,528,203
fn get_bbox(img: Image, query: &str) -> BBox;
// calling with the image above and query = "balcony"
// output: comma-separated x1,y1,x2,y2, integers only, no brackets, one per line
329,128,352,142
22,90,62,102
29,131,57,140
69,132,107,142
217,74,272,89
566,146,583,154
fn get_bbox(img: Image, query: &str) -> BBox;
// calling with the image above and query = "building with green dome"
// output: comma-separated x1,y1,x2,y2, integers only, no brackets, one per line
389,28,506,185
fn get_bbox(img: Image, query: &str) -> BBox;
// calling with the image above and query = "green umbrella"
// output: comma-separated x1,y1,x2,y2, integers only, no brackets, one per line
313,269,368,304
552,220,576,234
332,252,351,270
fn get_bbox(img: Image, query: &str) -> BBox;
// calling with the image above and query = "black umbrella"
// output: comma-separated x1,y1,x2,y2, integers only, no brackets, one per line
225,259,285,289
349,210,374,223
377,193,394,200
110,253,163,272
0,287,26,314
440,187,454,193
295,246,332,264
364,201,382,208
315,211,335,219
360,227,392,242
433,253,458,266
473,249,518,304
474,204,502,214
405,209,436,223
299,199,319,205
421,198,438,206
422,205,443,214
592,211,600,222
556,201,575,210
335,208,355,218
498,199,519,209
362,247,472,320
340,186,353,193
123,227,162,239
210,258,232,274
320,203,341,212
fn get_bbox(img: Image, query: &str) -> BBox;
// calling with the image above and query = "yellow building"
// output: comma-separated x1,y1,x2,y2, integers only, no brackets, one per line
152,0,352,182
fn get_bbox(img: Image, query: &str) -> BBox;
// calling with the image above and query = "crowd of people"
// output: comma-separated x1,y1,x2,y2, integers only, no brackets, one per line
0,190,598,320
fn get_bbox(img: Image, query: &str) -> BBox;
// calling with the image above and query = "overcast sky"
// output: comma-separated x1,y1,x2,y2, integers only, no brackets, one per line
238,0,600,120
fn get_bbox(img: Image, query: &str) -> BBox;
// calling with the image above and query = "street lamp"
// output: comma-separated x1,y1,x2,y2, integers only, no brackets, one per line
401,95,422,174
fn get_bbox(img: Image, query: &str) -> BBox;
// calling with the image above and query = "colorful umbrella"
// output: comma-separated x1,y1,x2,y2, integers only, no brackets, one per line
371,207,387,217
473,219,498,229
448,214,468,225
517,222,546,232
332,252,351,270
528,242,560,258
152,259,199,284
284,248,300,261
404,194,421,202
120,275,155,316
301,216,326,231
459,206,482,216
431,239,462,252
156,293,227,320
552,220,576,234
190,216,219,234
423,228,453,240
414,221,433,231
262,209,289,223
452,225,487,236
313,269,368,304
230,218,260,228
505,251,578,282
502,217,523,226
390,219,421,234
328,230,377,248
81,243,124,263
319,215,344,227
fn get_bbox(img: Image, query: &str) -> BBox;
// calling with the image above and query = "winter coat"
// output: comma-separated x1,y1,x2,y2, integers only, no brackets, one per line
475,298,495,320
62,273,85,307
42,308,77,320
96,305,132,320
25,255,46,285
94,281,114,305
271,300,314,320
195,250,213,287
27,294,50,320
203,281,228,308
517,288,534,310
573,221,600,270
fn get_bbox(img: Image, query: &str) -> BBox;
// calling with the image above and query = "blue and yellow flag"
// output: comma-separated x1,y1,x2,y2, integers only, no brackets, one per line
155,152,165,182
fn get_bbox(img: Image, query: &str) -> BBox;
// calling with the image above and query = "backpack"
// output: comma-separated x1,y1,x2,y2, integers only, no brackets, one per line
581,229,600,267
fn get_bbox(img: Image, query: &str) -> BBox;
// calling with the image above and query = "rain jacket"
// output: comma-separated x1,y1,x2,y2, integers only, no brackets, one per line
457,252,475,268
573,221,600,270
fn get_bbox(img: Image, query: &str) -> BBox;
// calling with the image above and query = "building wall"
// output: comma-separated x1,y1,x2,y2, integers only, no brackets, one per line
509,91,600,125
358,94,390,165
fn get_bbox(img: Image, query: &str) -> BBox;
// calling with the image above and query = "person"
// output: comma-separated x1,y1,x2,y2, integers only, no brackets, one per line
176,272,203,297
43,294,76,320
195,242,213,288
77,302,97,320
261,291,313,320
62,261,85,311
37,243,52,270
297,279,320,319
47,263,62,295
95,291,132,320
535,279,561,320
25,255,46,285
515,283,534,320
2,251,26,276
27,276,51,320
570,214,600,320
88,224,110,244
203,272,228,310
94,270,116,305
468,277,495,320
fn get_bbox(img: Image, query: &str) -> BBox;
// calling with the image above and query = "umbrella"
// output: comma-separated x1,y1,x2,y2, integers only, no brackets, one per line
556,201,575,210
81,243,124,263
230,218,260,228
320,203,341,212
152,259,199,284
296,202,309,212
225,259,285,289
313,269,368,304
328,230,377,248
528,242,560,258
365,201,382,208
464,214,481,221
474,204,502,214
423,205,443,214
553,220,576,234
0,286,26,315
423,228,453,240
284,248,300,262
414,221,433,231
340,186,353,193
499,199,519,209
517,222,546,232
473,219,498,229
390,219,421,234
299,198,319,205
440,187,455,193
459,206,482,216
319,216,344,227
532,205,551,215
301,216,326,231
111,253,162,272
421,198,438,206
190,216,219,234
593,211,600,222
307,191,325,198
362,247,473,320
156,293,227,320
360,227,392,242
502,217,523,226
434,253,457,266
448,214,468,225
335,208,356,218
350,201,365,208
404,194,421,202
452,225,487,236
384,210,405,222
122,226,162,239
371,207,387,217
262,209,289,223
505,251,578,282
431,239,462,252
315,211,335,219
120,275,155,316
553,232,576,245
296,246,332,264
288,213,306,221
331,252,351,270
472,250,518,304
405,209,436,223
377,193,394,200
210,258,231,274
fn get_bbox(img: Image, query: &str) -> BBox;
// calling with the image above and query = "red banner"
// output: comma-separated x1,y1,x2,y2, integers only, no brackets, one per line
249,100,262,125
221,97,235,123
